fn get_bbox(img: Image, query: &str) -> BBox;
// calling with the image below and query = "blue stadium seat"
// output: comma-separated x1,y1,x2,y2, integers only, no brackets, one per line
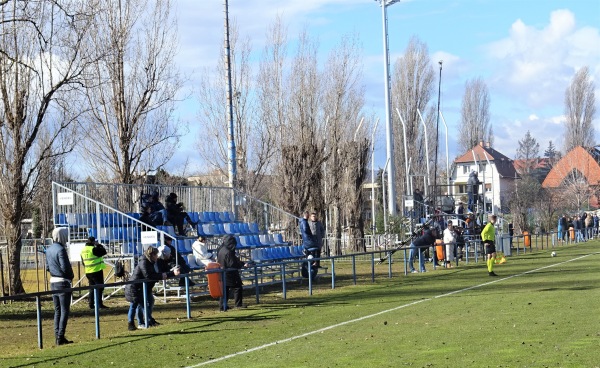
55,213,68,226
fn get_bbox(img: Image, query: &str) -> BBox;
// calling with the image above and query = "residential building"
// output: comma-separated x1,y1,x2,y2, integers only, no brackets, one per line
449,142,519,214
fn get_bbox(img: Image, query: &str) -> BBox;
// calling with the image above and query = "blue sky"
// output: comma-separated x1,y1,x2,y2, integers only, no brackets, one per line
170,0,600,173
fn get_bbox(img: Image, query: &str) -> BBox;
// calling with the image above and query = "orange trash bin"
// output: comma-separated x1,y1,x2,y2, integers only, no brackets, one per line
435,239,445,261
523,231,531,247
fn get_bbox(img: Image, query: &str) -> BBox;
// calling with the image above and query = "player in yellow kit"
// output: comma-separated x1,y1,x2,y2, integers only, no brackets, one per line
481,215,498,276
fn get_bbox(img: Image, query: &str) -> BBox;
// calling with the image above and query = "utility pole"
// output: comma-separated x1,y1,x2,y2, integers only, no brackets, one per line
224,0,236,190
377,0,400,216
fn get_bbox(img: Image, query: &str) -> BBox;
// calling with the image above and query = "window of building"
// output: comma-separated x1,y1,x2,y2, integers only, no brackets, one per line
463,165,469,174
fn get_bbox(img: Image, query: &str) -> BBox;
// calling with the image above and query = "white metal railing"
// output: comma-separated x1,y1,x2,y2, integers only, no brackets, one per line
53,181,301,245
52,182,175,258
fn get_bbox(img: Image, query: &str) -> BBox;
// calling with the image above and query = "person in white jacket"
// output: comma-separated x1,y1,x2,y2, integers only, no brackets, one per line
443,221,456,268
191,236,215,267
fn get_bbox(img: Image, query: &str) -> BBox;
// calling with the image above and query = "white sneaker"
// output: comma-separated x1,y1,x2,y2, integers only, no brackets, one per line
411,270,419,273
137,324,148,329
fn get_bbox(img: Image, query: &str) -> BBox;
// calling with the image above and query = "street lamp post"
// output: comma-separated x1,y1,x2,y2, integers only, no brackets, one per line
382,157,390,232
395,108,410,195
432,60,442,199
371,118,380,236
224,0,236,213
377,0,400,216
439,111,450,188
416,109,431,195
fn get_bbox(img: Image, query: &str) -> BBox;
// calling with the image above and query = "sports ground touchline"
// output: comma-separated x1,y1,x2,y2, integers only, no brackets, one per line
185,252,597,368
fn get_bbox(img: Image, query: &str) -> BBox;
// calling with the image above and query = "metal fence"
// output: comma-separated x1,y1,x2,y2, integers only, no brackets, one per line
54,182,301,243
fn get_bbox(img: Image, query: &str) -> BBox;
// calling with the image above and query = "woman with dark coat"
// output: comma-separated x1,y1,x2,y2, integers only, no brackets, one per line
125,246,179,330
216,235,248,311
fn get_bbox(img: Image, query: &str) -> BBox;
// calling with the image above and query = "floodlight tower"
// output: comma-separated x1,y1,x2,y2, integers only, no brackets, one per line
224,0,236,189
376,0,400,216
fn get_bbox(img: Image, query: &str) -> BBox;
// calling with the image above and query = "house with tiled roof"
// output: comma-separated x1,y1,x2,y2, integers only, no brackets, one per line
513,157,552,183
449,141,519,214
541,146,600,208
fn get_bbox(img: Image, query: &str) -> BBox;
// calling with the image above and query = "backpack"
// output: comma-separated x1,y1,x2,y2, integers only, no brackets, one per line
114,260,125,278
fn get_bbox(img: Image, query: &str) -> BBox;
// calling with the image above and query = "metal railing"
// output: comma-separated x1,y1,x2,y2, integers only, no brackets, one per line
53,182,301,244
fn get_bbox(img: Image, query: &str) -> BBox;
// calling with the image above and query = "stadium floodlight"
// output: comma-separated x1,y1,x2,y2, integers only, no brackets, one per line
375,0,400,217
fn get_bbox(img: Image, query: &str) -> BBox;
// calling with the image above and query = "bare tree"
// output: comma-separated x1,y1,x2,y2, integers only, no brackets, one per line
458,77,492,152
564,66,596,152
197,20,275,198
391,36,435,201
515,130,540,175
0,0,97,295
79,0,184,185
508,176,541,233
340,139,370,252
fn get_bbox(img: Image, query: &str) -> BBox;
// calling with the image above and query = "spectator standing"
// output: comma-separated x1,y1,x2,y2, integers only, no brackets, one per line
573,216,583,242
408,228,439,273
467,171,481,213
125,246,179,330
584,212,593,240
80,236,109,310
557,215,567,243
413,188,424,220
443,221,456,268
46,227,75,345
216,235,248,311
481,215,498,276
593,213,599,239
308,212,326,266
299,211,314,251
456,201,465,223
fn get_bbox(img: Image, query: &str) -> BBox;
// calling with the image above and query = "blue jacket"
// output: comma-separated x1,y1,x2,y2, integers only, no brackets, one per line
45,242,74,280
299,218,315,249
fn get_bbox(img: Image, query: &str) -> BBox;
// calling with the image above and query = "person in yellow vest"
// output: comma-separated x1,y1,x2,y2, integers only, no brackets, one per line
481,215,498,277
81,236,109,309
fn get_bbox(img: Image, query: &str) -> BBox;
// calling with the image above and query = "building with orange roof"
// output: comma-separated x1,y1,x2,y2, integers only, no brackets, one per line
541,146,600,208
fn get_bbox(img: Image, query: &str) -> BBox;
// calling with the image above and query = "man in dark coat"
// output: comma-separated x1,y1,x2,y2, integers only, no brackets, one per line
46,227,75,345
165,192,196,235
467,171,481,213
216,235,247,311
408,227,440,273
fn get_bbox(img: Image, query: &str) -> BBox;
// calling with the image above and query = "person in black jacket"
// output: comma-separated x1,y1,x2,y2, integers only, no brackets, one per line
408,228,440,273
216,235,249,311
165,192,197,235
46,227,75,346
125,246,180,330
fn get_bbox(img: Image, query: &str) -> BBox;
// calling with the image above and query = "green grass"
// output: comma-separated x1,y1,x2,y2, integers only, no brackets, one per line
1,241,599,368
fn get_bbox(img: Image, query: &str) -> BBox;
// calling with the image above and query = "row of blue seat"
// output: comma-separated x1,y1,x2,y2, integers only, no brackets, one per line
251,245,305,262
55,211,239,229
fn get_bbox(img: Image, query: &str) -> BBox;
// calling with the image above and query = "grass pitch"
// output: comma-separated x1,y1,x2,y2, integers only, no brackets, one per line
1,240,599,368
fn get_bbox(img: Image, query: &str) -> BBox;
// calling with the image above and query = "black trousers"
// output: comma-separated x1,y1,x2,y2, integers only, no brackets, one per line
219,284,242,310
86,270,104,308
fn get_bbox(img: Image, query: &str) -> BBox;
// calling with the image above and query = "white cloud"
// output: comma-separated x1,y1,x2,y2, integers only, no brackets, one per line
485,9,600,109
529,114,539,121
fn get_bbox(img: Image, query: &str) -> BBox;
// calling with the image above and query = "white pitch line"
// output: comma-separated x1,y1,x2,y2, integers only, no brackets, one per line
185,252,597,367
